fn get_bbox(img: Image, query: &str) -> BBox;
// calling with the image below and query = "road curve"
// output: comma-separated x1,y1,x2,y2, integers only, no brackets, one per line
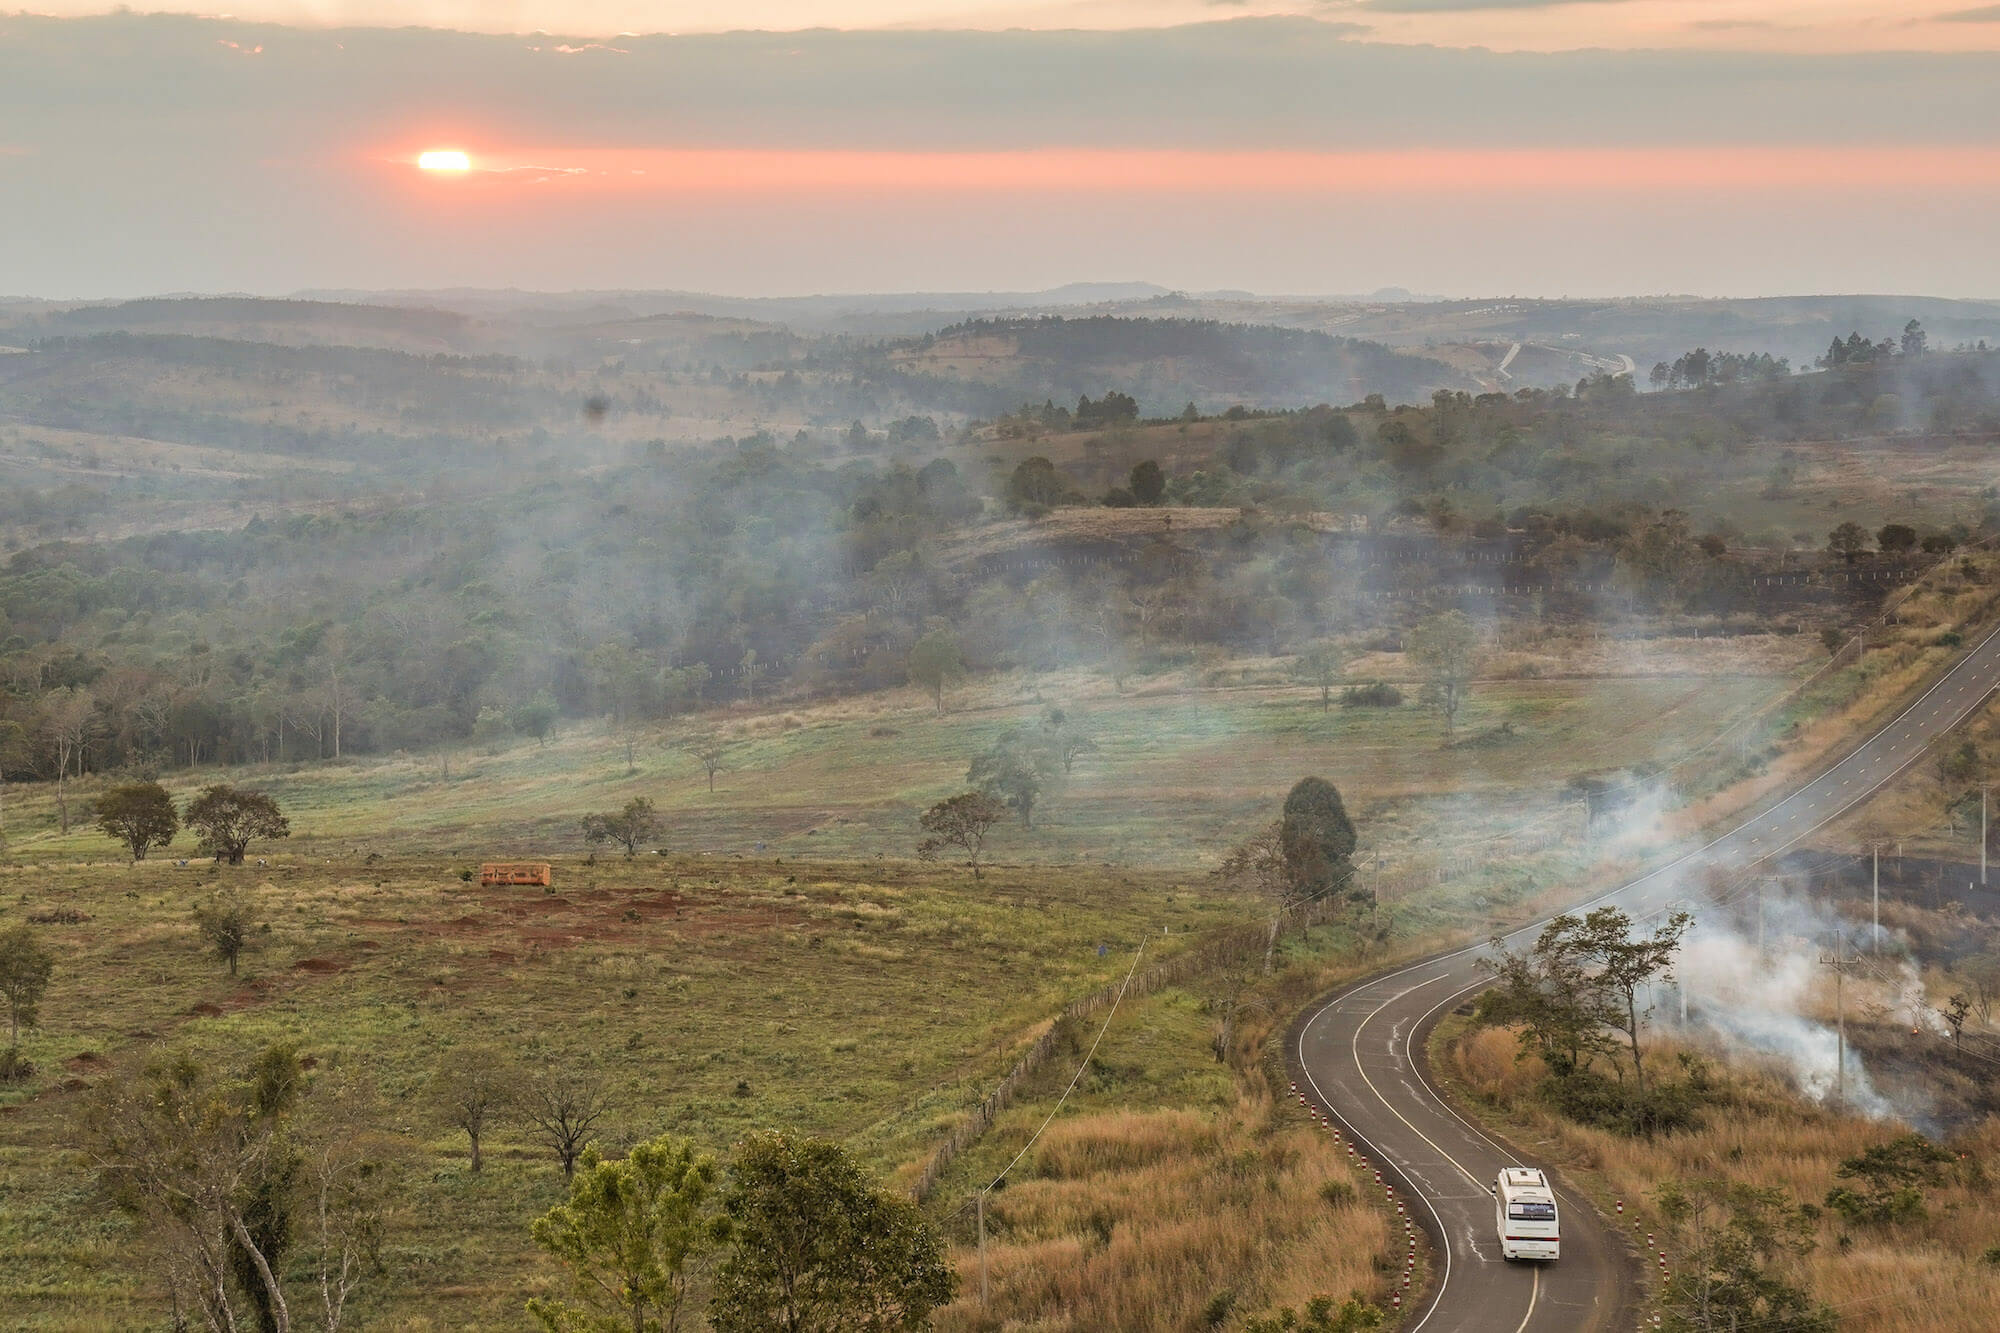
1291,623,2000,1333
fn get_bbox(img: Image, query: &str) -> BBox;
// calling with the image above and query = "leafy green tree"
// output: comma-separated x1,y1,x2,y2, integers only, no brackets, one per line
95,780,179,861
1278,776,1357,898
581,797,659,859
193,889,259,977
0,925,54,1050
1292,642,1348,713
1406,610,1481,746
1876,522,1917,554
1826,522,1870,563
1481,906,1690,1094
1656,1178,1834,1333
183,785,290,865
905,627,964,716
1577,906,1692,1095
528,1133,726,1333
1824,1133,1956,1225
1128,459,1166,505
1005,457,1071,513
709,1133,955,1333
915,791,1006,880
510,693,561,746
967,730,1058,831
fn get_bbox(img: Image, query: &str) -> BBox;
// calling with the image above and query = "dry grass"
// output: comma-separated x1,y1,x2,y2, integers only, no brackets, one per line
1439,1022,2000,1333
933,1091,1394,1332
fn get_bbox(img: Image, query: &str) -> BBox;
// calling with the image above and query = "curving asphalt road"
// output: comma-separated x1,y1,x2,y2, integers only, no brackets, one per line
1291,623,2000,1332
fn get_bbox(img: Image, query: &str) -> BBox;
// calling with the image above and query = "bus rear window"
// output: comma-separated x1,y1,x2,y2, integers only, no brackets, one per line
1507,1202,1556,1221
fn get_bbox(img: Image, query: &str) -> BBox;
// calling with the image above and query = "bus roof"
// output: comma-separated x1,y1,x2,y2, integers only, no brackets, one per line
1499,1167,1551,1193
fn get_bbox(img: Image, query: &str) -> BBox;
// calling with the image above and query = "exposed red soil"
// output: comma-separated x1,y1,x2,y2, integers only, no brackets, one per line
292,957,347,975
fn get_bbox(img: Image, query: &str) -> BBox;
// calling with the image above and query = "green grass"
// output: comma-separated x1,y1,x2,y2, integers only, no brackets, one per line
0,854,1236,1329
4,671,1786,872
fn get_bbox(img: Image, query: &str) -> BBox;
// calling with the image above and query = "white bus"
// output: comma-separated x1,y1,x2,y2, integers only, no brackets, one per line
1492,1166,1560,1261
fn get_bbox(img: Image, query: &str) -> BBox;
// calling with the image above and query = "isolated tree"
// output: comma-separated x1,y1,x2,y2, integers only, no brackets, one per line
525,1061,612,1181
581,797,659,859
686,737,726,793
1006,456,1070,512
429,1047,512,1174
1039,704,1099,774
1901,318,1927,358
1406,610,1481,746
0,925,54,1050
510,694,561,747
1479,929,1612,1081
1826,521,1870,563
1128,459,1166,506
1293,642,1348,713
193,890,258,977
1877,523,1918,554
1584,906,1692,1094
96,780,179,861
183,785,290,865
915,791,1006,880
967,730,1057,831
1655,1178,1833,1333
905,628,964,717
708,1132,955,1333
1278,776,1357,898
1222,821,1292,974
37,686,96,834
528,1133,725,1333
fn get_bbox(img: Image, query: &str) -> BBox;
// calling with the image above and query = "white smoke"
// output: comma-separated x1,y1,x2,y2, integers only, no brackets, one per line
1672,880,1915,1122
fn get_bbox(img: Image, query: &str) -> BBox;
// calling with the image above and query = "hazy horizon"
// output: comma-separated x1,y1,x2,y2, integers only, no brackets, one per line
5,10,1999,299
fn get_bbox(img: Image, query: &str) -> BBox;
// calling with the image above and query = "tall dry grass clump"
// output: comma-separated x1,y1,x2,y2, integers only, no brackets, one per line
933,1096,1391,1332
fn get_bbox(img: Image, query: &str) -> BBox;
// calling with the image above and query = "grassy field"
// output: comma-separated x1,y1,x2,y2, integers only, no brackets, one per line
3,651,1804,872
9,602,1990,1330
0,853,1242,1329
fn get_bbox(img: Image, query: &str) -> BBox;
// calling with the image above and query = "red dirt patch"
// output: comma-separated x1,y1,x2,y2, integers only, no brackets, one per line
189,1002,225,1017
293,957,347,975
64,1052,107,1071
487,948,517,962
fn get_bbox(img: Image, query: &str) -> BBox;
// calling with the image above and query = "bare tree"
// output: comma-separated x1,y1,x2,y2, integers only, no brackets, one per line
38,686,97,834
686,737,726,793
524,1060,611,1180
428,1047,512,1174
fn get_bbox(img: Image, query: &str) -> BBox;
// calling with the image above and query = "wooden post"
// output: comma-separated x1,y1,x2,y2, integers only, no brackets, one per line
977,1190,990,1308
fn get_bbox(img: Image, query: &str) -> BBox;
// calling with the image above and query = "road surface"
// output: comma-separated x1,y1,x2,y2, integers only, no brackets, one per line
1291,623,2000,1332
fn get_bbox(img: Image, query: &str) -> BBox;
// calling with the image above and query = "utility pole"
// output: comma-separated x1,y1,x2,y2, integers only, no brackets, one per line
1871,841,1883,952
1817,932,1849,1106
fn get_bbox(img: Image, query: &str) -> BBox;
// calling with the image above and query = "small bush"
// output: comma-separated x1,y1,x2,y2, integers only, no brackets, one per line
1340,681,1403,708
25,907,88,925
1540,1069,1706,1137
1319,1178,1356,1207
0,1047,33,1083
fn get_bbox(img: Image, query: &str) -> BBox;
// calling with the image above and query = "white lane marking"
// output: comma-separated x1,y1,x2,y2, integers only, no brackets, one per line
1512,1265,1541,1333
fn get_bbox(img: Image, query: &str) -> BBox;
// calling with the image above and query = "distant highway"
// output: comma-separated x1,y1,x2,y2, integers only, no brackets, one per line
1291,624,2000,1332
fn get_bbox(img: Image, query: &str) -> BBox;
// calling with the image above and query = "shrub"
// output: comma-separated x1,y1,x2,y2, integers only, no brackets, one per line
1340,681,1403,708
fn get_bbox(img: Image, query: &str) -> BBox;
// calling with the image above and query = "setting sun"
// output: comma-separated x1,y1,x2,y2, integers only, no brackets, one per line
416,149,471,172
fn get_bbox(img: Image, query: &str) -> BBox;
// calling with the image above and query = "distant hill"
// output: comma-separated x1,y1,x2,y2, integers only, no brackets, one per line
4,296,481,354
888,315,1473,413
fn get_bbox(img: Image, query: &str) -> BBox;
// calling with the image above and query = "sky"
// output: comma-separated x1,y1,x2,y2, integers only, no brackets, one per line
3,7,1999,299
